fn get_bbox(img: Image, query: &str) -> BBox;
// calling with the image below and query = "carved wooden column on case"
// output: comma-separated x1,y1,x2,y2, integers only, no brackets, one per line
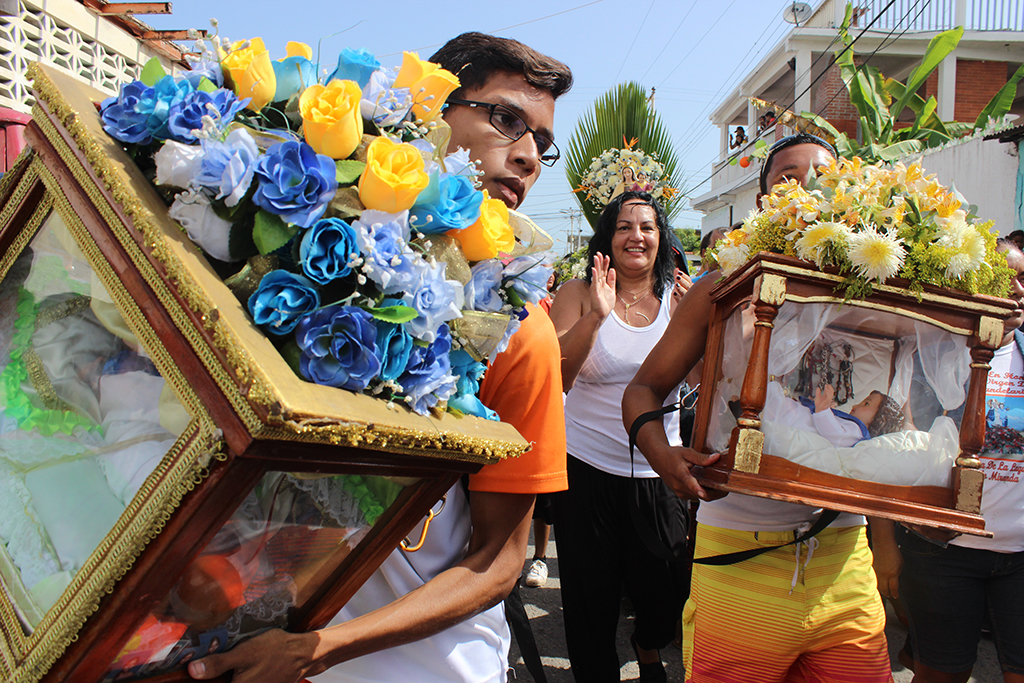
731,273,787,473
955,316,1002,513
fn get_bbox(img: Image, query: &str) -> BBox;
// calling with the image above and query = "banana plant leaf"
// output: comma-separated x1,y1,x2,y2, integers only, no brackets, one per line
890,27,963,121
974,62,1024,130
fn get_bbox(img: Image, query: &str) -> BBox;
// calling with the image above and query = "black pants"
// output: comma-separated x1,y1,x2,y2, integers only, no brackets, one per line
554,455,688,683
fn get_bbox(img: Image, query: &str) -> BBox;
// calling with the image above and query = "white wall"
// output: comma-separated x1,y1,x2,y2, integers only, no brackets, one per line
914,136,1019,236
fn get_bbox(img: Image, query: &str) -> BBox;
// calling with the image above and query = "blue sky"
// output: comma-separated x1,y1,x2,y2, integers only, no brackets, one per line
148,1,795,253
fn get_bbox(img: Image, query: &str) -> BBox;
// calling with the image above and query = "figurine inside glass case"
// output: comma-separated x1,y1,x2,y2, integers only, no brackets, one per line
0,211,186,629
707,298,970,489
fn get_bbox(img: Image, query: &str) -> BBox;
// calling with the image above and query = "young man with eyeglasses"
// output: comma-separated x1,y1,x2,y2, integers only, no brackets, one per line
622,135,895,682
188,32,572,683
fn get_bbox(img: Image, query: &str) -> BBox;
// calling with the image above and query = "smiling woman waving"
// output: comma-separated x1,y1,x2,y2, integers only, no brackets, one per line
548,191,688,683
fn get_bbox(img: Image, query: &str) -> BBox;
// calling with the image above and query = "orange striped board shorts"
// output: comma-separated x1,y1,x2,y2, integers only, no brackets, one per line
683,523,893,683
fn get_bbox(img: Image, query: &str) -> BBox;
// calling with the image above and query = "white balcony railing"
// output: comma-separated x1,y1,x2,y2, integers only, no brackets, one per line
809,0,1023,33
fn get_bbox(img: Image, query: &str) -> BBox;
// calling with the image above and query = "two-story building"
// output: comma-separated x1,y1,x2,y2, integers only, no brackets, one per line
692,0,1024,235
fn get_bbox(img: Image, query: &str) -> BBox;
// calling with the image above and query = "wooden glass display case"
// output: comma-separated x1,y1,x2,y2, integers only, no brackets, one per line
690,253,1018,536
0,64,529,683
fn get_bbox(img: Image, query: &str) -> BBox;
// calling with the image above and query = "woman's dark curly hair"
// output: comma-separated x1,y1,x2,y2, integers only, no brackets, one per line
585,191,675,300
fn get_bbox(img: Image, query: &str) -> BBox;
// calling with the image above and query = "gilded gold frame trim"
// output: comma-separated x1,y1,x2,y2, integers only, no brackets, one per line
27,62,527,463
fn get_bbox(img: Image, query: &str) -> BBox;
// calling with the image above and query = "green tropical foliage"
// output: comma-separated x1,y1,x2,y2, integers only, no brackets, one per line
787,2,1024,163
564,81,685,229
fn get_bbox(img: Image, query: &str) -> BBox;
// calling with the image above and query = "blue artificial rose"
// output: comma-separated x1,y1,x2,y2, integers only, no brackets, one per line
100,81,157,144
403,260,462,343
273,55,318,101
398,323,457,415
359,67,412,127
195,128,260,207
184,60,224,88
295,305,382,391
167,88,247,142
300,217,359,284
502,254,553,306
464,260,504,312
410,172,483,234
374,299,414,382
326,48,380,89
145,75,195,141
447,349,498,420
352,210,424,295
247,269,321,335
253,140,338,228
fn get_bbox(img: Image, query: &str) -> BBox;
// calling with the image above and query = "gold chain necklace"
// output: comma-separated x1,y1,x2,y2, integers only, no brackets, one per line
616,289,652,324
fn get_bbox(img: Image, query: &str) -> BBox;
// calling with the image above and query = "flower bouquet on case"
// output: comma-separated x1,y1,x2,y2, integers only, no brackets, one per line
710,156,1014,299
98,34,554,419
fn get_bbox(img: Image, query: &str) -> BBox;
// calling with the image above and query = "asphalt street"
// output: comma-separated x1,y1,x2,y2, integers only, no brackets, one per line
507,527,1003,683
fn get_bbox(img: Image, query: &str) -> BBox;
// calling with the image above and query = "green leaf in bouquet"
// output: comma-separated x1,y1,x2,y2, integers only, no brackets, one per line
253,210,299,255
335,159,367,185
140,57,167,86
366,304,418,324
196,77,218,94
504,287,526,308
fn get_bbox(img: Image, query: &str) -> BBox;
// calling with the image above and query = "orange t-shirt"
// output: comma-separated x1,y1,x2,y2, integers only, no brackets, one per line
469,303,567,494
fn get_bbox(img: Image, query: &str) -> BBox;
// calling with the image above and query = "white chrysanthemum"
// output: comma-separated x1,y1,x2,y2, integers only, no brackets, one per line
795,221,850,265
847,226,905,283
715,243,750,276
938,219,986,279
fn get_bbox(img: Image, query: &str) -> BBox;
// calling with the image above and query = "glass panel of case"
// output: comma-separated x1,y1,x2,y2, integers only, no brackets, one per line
101,472,408,681
709,299,971,488
0,210,187,633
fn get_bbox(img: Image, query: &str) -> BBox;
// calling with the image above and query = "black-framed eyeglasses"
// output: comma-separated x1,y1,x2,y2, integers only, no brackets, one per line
445,98,560,167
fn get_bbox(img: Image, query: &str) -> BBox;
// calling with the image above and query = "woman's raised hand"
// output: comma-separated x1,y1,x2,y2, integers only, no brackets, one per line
590,252,616,320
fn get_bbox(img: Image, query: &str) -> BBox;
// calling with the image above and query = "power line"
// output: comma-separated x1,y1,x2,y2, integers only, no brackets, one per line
613,0,658,83
656,0,740,88
670,18,793,162
638,0,700,83
813,0,929,117
683,0,900,199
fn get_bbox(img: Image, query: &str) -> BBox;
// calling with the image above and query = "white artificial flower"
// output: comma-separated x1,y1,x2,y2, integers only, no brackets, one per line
715,243,750,276
154,140,203,189
168,189,235,262
937,219,986,279
847,226,905,283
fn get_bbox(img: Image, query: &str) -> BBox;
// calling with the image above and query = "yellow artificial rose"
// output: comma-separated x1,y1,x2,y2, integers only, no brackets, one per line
449,192,515,261
358,136,430,213
300,80,364,159
393,52,460,124
221,37,276,112
286,41,313,60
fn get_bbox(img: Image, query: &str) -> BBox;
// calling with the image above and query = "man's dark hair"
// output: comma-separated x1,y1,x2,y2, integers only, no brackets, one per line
758,133,838,195
585,191,674,300
429,32,573,100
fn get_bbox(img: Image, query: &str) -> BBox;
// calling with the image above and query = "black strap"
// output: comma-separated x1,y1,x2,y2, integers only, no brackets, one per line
505,579,548,683
628,400,838,567
692,510,841,566
628,403,681,462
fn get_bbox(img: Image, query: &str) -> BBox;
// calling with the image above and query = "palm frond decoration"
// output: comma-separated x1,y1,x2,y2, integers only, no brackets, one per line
565,81,685,229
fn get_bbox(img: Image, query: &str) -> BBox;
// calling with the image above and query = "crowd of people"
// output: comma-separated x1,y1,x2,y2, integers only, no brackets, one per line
182,31,1023,683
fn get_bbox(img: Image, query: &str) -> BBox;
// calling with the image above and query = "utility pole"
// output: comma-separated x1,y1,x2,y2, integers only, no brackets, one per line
560,208,585,254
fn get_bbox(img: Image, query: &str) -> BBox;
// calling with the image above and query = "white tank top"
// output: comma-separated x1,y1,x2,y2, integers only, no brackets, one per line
565,293,681,477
